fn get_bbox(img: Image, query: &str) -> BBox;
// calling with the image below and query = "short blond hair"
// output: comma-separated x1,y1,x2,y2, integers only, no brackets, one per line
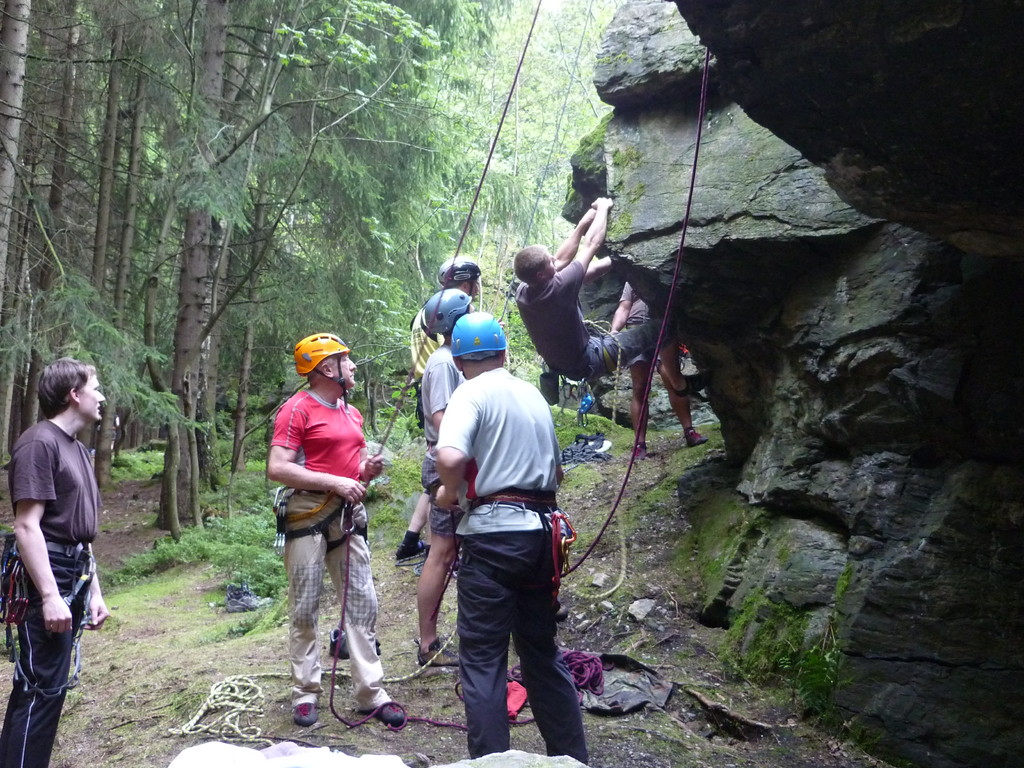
513,245,550,284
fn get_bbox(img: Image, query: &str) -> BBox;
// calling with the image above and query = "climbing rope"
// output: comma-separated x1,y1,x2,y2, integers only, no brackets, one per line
565,47,713,580
171,675,272,747
451,0,545,264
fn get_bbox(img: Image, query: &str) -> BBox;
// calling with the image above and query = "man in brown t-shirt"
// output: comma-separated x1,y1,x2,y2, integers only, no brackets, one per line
1,358,110,768
514,198,658,382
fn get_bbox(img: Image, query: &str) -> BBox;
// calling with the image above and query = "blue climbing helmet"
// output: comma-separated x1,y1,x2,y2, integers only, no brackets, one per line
422,289,473,337
452,312,506,359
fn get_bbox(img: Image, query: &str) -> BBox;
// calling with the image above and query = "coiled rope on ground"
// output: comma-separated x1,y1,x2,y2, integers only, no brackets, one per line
171,674,273,746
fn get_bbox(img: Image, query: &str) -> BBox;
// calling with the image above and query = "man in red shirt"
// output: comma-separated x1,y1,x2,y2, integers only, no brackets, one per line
267,334,403,728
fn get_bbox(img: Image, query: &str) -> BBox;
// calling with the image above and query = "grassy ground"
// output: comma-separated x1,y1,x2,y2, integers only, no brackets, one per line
1,414,890,768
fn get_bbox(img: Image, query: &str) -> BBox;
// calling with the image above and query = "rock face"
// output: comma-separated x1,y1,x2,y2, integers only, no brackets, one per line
673,0,1024,258
570,2,1024,767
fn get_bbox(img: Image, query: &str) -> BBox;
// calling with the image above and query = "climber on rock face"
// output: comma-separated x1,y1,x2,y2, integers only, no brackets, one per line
514,197,660,385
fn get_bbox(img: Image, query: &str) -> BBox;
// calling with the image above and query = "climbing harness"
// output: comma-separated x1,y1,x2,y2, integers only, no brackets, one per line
1,535,94,695
1,534,29,633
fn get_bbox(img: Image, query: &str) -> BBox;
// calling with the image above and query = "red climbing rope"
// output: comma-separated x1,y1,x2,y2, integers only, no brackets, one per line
566,47,713,575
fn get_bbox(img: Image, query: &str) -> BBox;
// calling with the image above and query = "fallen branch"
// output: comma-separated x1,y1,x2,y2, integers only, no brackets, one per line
684,687,773,740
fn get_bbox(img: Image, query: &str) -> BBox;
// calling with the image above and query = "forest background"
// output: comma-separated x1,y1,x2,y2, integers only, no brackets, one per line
0,0,619,536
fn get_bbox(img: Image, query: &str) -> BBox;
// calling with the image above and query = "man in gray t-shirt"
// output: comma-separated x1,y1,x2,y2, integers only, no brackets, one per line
514,197,658,381
436,312,587,764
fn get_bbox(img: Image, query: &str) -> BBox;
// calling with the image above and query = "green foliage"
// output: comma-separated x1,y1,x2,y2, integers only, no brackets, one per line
723,591,808,682
108,511,285,598
724,592,846,722
780,621,844,720
110,450,166,483
202,466,271,515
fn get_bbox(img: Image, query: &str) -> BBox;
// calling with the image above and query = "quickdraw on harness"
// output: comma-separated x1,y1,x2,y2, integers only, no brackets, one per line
1,534,95,694
550,510,577,602
1,534,29,658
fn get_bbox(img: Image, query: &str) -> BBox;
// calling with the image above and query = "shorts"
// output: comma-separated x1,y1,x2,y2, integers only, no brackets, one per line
621,324,653,368
429,503,464,539
421,450,441,494
422,451,464,537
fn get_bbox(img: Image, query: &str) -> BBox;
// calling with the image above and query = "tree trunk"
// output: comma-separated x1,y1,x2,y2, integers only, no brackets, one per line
197,223,231,490
0,0,34,451
92,26,122,289
92,28,124,488
230,194,266,474
146,199,178,532
0,0,32,303
162,0,229,529
230,271,257,473
160,421,182,541
113,71,146,322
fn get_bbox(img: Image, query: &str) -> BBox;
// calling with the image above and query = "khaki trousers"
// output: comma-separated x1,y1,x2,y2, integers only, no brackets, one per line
284,499,389,711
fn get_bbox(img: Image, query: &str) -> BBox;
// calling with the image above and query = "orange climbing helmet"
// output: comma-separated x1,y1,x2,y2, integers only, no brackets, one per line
294,333,349,375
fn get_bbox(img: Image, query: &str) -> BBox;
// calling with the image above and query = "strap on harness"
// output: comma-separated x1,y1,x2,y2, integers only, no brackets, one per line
470,488,557,510
284,501,352,543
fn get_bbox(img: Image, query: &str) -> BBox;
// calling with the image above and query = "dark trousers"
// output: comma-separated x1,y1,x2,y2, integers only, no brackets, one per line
0,552,88,768
457,531,588,764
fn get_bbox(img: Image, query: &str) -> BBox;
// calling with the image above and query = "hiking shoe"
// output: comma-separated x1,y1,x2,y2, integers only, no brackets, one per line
632,442,648,460
225,583,260,613
554,603,570,623
330,628,349,659
293,702,318,727
361,702,406,728
331,628,380,659
418,638,459,667
395,539,428,561
685,427,708,447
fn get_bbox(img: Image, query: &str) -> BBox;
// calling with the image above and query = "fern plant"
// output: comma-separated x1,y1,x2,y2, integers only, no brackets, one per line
780,620,844,720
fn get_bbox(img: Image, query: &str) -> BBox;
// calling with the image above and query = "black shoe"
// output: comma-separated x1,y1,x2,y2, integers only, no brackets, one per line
330,628,380,659
330,628,349,659
395,539,428,561
361,702,406,728
674,372,708,402
417,638,459,667
554,602,570,623
225,583,260,613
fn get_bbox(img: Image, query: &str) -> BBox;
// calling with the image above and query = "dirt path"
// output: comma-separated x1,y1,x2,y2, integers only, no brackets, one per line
2,435,889,768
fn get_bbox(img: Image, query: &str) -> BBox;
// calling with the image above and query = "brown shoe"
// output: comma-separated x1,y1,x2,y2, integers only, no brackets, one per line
418,638,458,667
